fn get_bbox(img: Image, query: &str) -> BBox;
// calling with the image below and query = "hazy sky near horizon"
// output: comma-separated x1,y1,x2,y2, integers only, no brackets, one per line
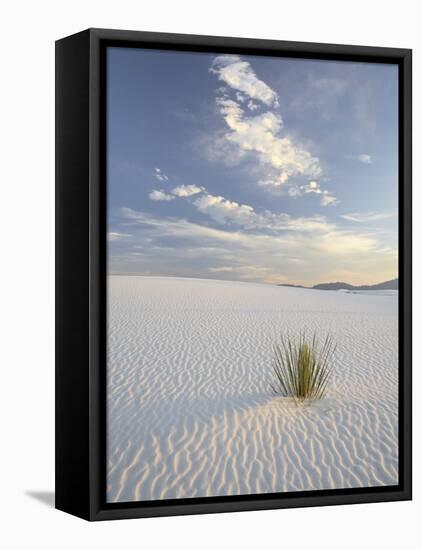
107,47,398,286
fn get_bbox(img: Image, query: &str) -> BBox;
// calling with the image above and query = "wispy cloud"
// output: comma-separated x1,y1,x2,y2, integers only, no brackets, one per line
357,154,372,164
113,208,396,283
289,76,348,120
208,266,234,273
154,167,169,181
192,191,334,232
149,189,174,201
341,211,394,223
345,153,372,164
320,194,338,207
107,231,132,241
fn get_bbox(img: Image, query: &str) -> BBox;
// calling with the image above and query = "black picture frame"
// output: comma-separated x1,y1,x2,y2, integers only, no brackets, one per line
55,28,412,521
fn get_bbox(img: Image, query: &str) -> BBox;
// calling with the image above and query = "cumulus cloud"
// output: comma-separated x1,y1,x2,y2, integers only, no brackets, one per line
216,97,322,186
172,184,204,197
209,56,337,205
210,55,279,107
149,189,174,201
194,194,255,225
154,167,169,181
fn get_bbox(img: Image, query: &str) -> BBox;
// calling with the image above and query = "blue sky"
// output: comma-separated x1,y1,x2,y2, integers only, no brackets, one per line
107,47,398,286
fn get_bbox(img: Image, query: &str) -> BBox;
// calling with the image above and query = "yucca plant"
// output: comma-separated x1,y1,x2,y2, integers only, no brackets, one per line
271,333,336,403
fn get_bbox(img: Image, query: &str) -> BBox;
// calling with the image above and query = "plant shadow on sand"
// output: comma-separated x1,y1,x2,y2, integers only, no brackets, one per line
133,388,341,430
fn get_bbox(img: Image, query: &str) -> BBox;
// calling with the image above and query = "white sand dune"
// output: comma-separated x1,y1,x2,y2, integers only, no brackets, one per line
107,275,398,503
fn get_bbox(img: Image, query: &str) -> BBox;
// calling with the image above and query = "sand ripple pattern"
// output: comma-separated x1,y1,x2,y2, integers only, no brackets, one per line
107,276,398,502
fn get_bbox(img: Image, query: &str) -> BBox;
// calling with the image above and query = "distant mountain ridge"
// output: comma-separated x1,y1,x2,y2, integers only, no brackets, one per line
279,278,398,291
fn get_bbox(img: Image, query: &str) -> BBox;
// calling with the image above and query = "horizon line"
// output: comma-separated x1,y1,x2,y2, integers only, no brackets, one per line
107,273,398,287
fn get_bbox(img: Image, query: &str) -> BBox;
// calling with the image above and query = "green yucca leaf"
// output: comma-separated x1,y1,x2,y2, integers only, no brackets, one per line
271,332,336,403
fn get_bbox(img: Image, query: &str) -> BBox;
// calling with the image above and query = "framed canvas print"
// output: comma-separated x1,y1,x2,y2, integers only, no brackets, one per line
55,28,412,521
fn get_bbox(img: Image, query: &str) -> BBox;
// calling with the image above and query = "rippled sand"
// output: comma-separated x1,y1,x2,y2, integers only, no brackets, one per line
107,276,398,503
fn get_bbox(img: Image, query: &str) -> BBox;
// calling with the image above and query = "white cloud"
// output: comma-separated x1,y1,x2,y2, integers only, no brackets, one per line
300,180,323,195
341,211,394,223
150,183,205,200
193,191,335,232
216,97,322,186
315,231,377,255
198,128,247,167
168,183,334,232
117,207,395,285
320,193,338,207
107,232,132,241
357,154,372,164
289,180,338,207
211,55,279,107
119,207,257,246
260,173,290,187
154,167,169,181
149,189,174,201
209,56,339,206
346,153,372,164
266,213,334,233
194,194,255,225
143,176,336,234
172,184,204,197
247,100,259,111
